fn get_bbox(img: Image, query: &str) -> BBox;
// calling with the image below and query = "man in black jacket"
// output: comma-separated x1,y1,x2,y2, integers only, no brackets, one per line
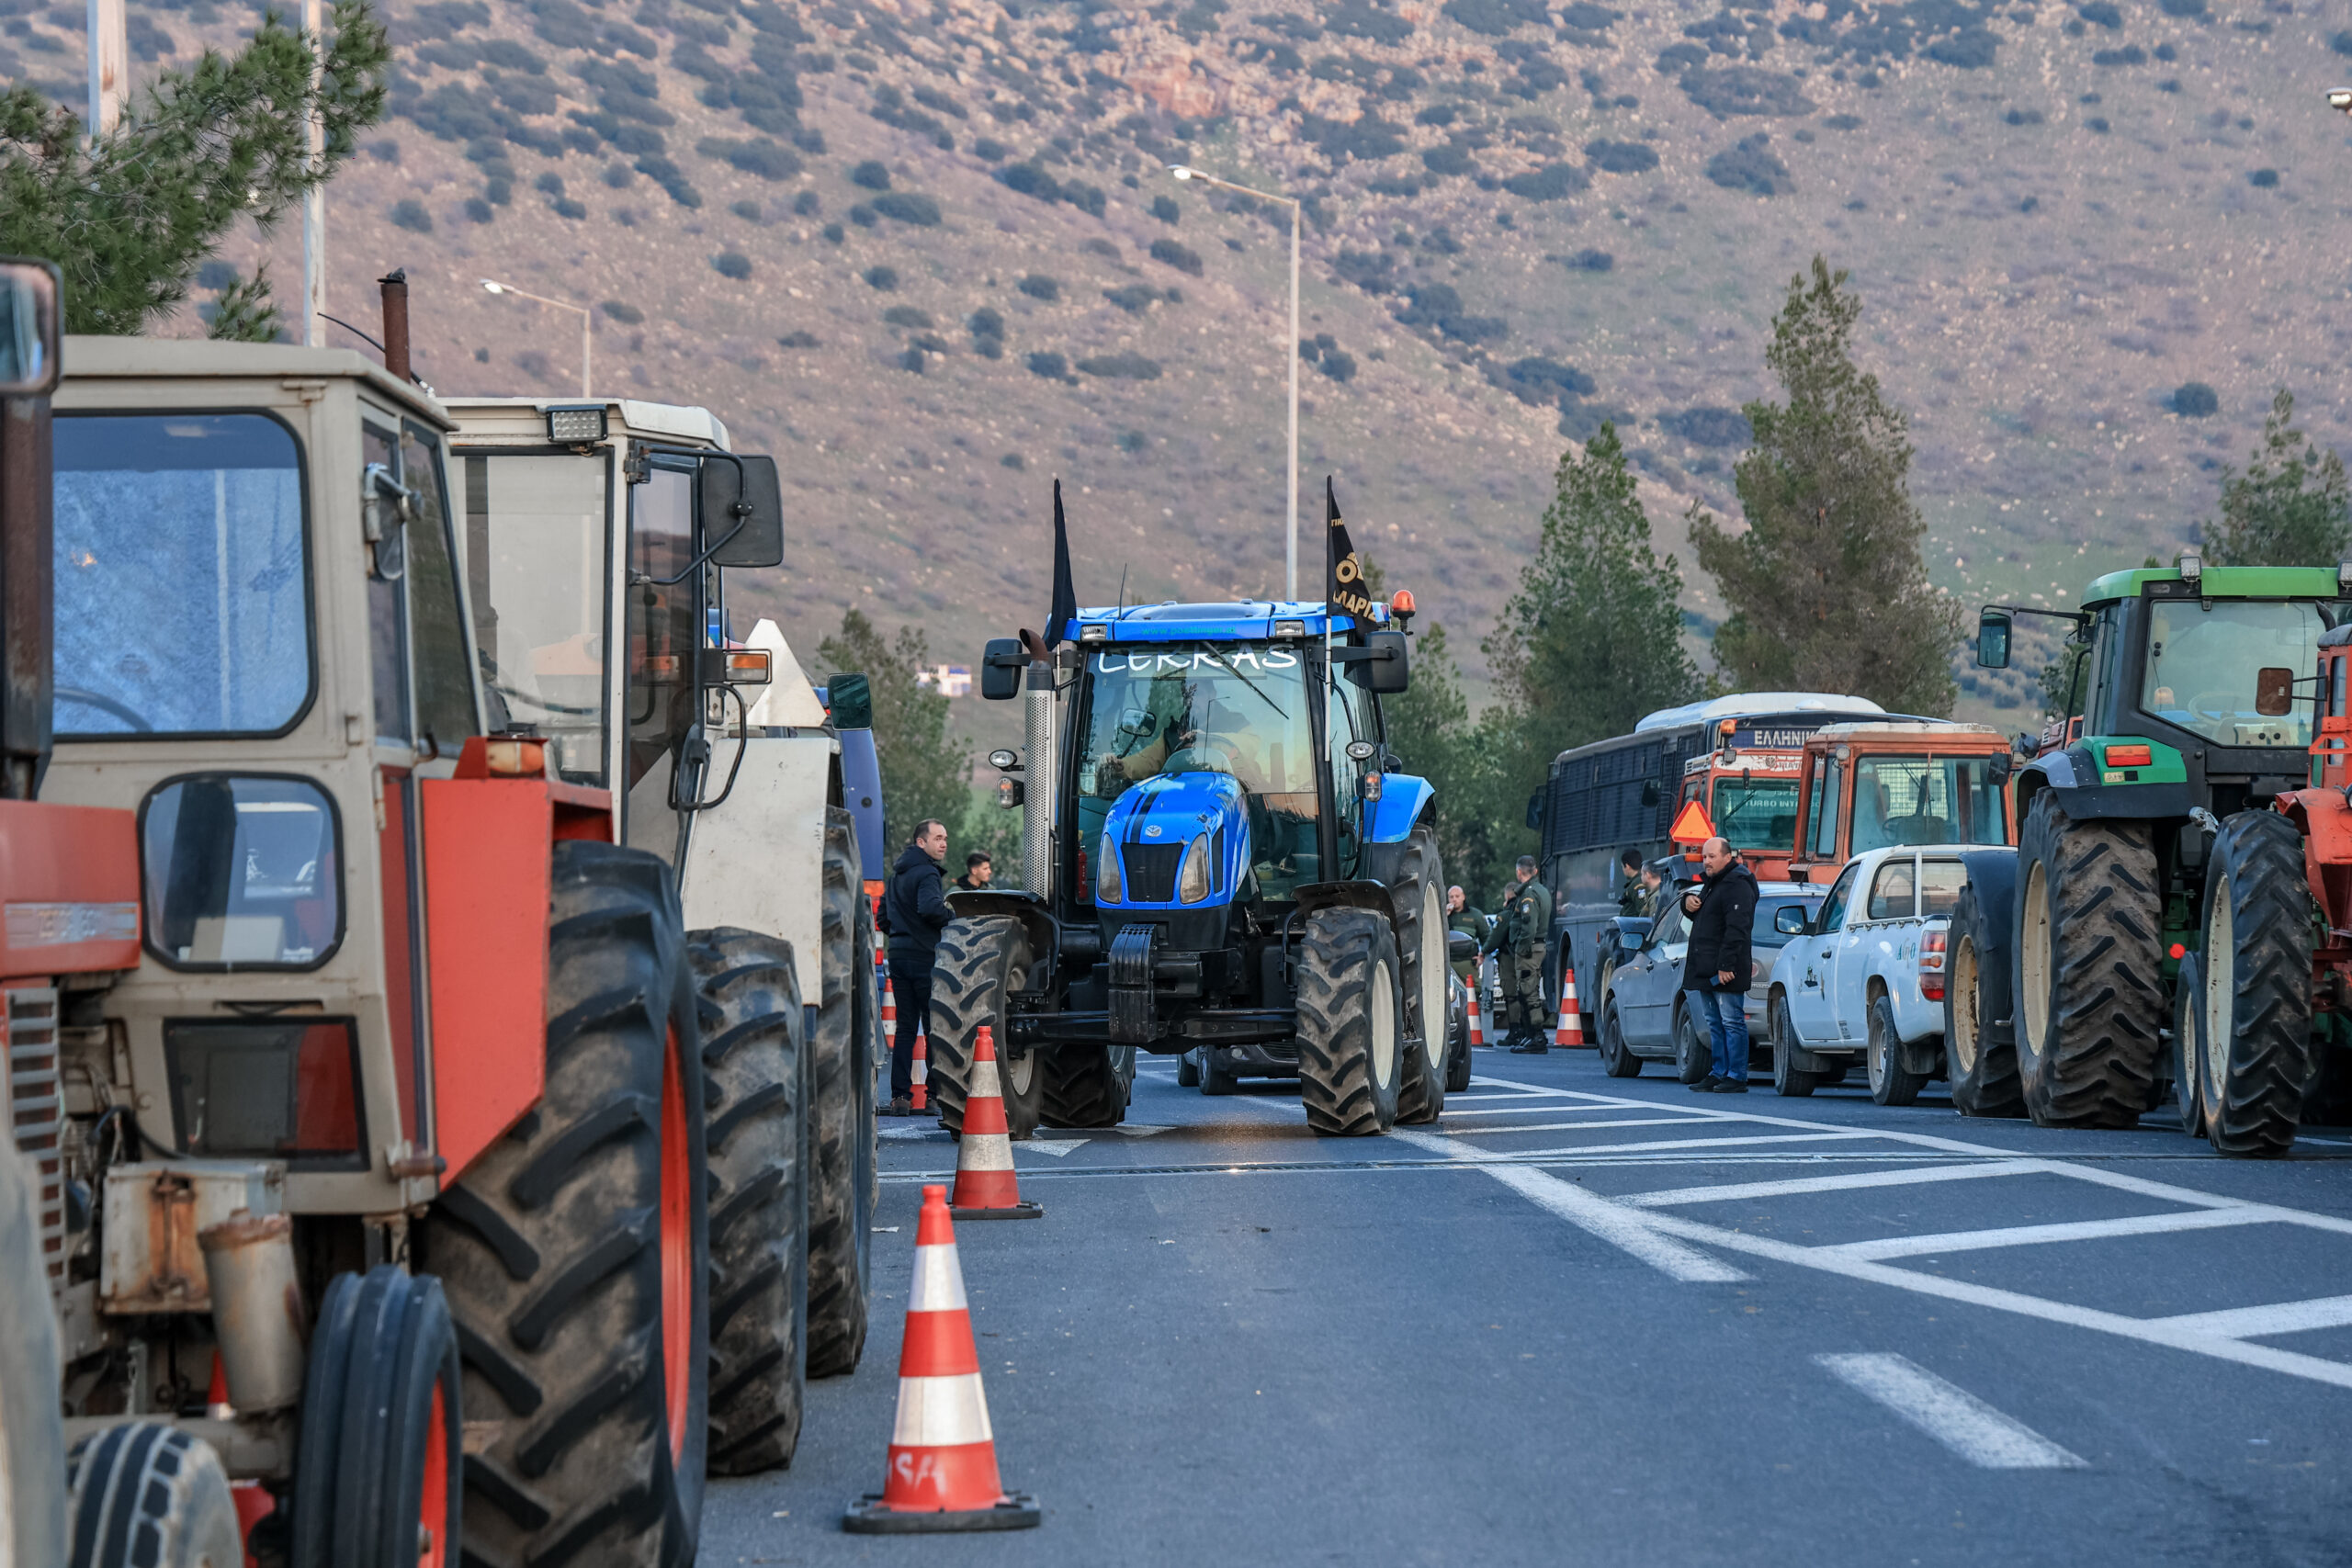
1679,836,1759,1093
884,819,953,1115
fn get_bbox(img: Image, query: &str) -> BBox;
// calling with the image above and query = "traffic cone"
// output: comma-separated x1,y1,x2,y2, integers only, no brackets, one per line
1464,967,1486,1048
844,1185,1041,1534
1555,965,1589,1048
910,1022,929,1112
949,1026,1041,1221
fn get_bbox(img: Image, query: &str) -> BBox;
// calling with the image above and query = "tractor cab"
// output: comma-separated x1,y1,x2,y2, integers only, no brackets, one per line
1784,721,2017,883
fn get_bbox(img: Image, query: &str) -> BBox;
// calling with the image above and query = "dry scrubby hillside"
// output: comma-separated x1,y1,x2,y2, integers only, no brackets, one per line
12,0,2352,730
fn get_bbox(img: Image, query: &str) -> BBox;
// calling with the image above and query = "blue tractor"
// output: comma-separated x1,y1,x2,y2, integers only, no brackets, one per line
929,599,1464,1136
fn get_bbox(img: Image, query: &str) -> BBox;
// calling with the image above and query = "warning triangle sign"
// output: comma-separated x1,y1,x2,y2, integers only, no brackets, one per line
1669,799,1716,845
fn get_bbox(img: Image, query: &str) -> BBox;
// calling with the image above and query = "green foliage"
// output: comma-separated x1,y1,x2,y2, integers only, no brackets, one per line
1148,238,1204,276
2203,389,2352,568
1075,351,1161,380
1690,255,1961,715
204,270,282,342
0,0,389,335
814,609,969,857
712,250,752,278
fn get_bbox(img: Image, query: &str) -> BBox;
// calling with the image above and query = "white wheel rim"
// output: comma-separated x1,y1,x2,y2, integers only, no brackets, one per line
2020,859,2052,1063
1419,884,1447,1071
2204,876,2233,1110
1004,961,1034,1096
1868,1012,1887,1093
1951,936,1979,1076
1370,958,1398,1089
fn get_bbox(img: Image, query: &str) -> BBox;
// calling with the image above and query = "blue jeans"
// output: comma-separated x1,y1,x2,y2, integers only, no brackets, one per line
1687,987,1750,1082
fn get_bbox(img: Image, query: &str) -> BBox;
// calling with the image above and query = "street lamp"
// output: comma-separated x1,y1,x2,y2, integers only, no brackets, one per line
2331,87,2352,114
481,277,592,396
1170,164,1304,603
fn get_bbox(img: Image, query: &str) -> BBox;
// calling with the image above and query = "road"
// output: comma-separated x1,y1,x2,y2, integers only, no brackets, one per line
700,1047,2352,1567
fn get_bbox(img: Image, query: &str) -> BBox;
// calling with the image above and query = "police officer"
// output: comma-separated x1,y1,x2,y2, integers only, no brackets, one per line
1484,855,1552,1053
1616,849,1647,916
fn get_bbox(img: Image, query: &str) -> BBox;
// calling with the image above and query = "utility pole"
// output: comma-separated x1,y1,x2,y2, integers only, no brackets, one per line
303,0,325,347
85,0,124,137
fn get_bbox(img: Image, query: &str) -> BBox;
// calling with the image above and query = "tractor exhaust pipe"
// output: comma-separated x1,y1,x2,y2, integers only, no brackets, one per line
378,269,411,382
1022,655,1056,900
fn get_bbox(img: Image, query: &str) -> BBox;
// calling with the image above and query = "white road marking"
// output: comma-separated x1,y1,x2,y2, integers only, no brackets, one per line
1439,1101,1672,1117
1107,1124,1173,1136
1433,1116,1739,1136
1015,1139,1088,1157
1815,1354,2086,1470
1473,1130,1883,1160
1826,1204,2272,1260
2145,1294,2352,1340
1623,1161,2044,1208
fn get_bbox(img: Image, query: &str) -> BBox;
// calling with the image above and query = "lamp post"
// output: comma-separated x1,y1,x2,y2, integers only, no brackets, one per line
480,278,592,396
1170,164,1303,603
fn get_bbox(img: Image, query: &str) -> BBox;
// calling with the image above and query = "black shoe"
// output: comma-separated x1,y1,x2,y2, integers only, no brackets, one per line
1510,1040,1549,1055
1688,1076,1722,1093
1709,1078,1750,1094
884,1097,912,1117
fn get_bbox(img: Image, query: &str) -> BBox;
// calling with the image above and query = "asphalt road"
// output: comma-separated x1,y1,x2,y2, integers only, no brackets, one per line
699,1046,2352,1567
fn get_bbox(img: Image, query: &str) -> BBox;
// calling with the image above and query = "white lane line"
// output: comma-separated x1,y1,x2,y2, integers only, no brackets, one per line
2146,1294,2352,1340
1475,1131,1883,1160
1815,1354,2087,1470
1435,1116,1736,1136
1826,1204,2272,1260
1440,1101,1673,1117
1015,1138,1089,1158
1623,1160,2046,1208
1391,1128,1748,1281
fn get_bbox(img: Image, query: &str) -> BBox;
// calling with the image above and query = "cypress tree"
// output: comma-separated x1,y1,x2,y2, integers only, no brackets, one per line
2204,389,2351,567
817,609,971,855
1690,255,1960,715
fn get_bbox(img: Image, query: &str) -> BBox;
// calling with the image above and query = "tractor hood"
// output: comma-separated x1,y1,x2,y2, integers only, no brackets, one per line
1097,772,1250,910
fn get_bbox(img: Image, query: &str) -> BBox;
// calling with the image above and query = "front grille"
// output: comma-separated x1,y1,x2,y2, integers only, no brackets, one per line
1121,843,1183,903
5,987,63,1285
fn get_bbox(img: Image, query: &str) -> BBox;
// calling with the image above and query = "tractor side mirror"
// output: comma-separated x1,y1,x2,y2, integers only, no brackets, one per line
0,259,60,396
1988,750,2013,784
2256,666,2295,717
362,461,413,581
1773,905,1809,937
828,671,873,729
1447,931,1477,964
1524,792,1543,831
1344,628,1410,694
700,456,784,568
1976,609,2011,669
979,638,1023,701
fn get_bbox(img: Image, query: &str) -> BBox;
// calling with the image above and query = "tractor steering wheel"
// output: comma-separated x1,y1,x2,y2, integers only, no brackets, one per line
55,687,154,733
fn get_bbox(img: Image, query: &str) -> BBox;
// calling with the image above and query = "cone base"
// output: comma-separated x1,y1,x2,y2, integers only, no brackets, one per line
949,1201,1044,1221
844,1493,1042,1533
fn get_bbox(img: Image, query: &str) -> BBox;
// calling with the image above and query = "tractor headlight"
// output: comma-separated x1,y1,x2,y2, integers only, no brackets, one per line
1097,832,1123,904
1178,834,1211,903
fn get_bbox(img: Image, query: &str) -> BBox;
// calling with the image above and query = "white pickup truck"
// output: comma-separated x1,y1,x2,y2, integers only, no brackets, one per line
1763,845,1968,1104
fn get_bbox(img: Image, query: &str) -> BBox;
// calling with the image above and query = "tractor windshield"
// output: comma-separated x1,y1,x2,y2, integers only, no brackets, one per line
1849,754,2008,852
2141,598,2335,750
1711,777,1798,851
1075,641,1319,900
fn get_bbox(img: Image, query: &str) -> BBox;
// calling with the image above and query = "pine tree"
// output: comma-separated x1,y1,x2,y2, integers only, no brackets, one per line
1690,255,1960,716
816,609,971,856
0,1,389,336
2204,389,2352,568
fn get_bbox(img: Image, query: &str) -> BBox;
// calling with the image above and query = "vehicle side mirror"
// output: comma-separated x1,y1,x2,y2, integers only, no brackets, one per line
1773,906,1808,937
701,456,784,568
828,671,873,729
1988,750,2013,784
1354,628,1409,694
1525,792,1543,831
0,259,60,396
362,461,413,581
1976,609,2011,669
1447,931,1477,963
979,637,1023,702
2256,666,2295,717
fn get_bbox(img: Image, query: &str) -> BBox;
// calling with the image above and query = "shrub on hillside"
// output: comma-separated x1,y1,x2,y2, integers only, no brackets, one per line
1017,274,1061,301
1394,283,1506,342
1678,66,1814,116
1583,138,1658,173
1149,238,1204,276
1027,350,1069,378
1442,0,1547,36
390,198,434,233
1501,355,1596,405
712,252,752,278
1705,132,1791,195
883,305,934,329
602,300,645,323
1076,351,1163,379
1151,194,1181,223
1565,248,1614,271
2250,168,2279,187
2171,382,2219,418
1326,3,1414,43
1663,406,1752,446
778,330,820,347
850,159,891,190
865,265,899,290
1502,163,1588,199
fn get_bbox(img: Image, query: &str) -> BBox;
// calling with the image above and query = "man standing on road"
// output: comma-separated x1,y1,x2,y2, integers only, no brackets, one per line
884,819,953,1116
1680,836,1758,1093
1484,856,1551,1053
956,851,993,892
1616,849,1647,916
1447,885,1487,983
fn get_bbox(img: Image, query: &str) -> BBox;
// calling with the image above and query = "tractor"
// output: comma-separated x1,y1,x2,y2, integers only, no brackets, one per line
1970,552,2352,1146
928,595,1460,1139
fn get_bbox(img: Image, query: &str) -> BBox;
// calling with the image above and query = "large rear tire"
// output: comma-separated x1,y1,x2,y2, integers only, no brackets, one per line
0,1140,68,1568
1296,907,1404,1136
424,841,709,1568
926,917,1043,1138
2199,809,2314,1157
66,1425,241,1568
685,928,808,1475
1946,882,2024,1117
806,808,874,1379
1369,827,1449,1125
2013,792,2165,1127
1040,1045,1132,1127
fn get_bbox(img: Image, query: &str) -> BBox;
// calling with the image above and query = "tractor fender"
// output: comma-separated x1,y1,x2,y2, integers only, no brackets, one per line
944,888,1063,976
1363,774,1433,844
2017,753,2191,824
1295,880,1399,924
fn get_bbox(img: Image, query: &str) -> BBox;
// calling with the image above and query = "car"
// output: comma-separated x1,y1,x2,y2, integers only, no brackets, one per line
1763,845,1967,1102
1594,879,1827,1081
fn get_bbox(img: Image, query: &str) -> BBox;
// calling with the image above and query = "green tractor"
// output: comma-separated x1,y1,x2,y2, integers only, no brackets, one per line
1970,553,2352,1140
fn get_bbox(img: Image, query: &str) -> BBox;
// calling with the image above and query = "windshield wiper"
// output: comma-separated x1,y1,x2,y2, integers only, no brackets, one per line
1204,646,1288,719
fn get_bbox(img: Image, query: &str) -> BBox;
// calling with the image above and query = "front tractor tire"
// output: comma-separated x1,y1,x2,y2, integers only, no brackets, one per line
2199,809,2315,1157
1296,907,1406,1136
927,916,1043,1138
686,928,808,1475
1041,1044,1135,1128
1368,825,1449,1124
808,807,876,1378
424,841,710,1568
2013,792,2165,1127
66,1425,241,1568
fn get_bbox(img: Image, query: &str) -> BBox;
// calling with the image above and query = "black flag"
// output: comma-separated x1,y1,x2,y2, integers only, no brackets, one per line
1046,478,1079,647
1324,476,1373,621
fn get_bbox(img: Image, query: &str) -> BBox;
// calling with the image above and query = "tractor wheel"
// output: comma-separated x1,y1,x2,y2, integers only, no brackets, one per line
291,1267,464,1568
1598,1002,1643,1078
1176,1049,1201,1088
807,807,876,1380
927,916,1043,1139
0,1141,67,1568
423,840,709,1568
1041,1045,1132,1127
1865,995,1929,1107
1369,826,1449,1124
1296,907,1405,1136
2199,810,2315,1157
1946,882,2024,1118
1200,1050,1238,1095
2172,952,2208,1139
2013,791,2165,1127
685,928,808,1475
66,1425,241,1568
1770,995,1820,1097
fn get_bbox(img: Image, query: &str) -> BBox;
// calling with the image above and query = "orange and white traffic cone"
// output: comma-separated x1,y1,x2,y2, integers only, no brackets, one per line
1464,967,1486,1048
844,1184,1041,1534
910,1022,930,1113
949,1026,1041,1221
1555,965,1589,1048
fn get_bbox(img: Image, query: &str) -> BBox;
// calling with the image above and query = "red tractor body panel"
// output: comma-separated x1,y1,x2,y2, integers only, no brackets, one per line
0,799,141,977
